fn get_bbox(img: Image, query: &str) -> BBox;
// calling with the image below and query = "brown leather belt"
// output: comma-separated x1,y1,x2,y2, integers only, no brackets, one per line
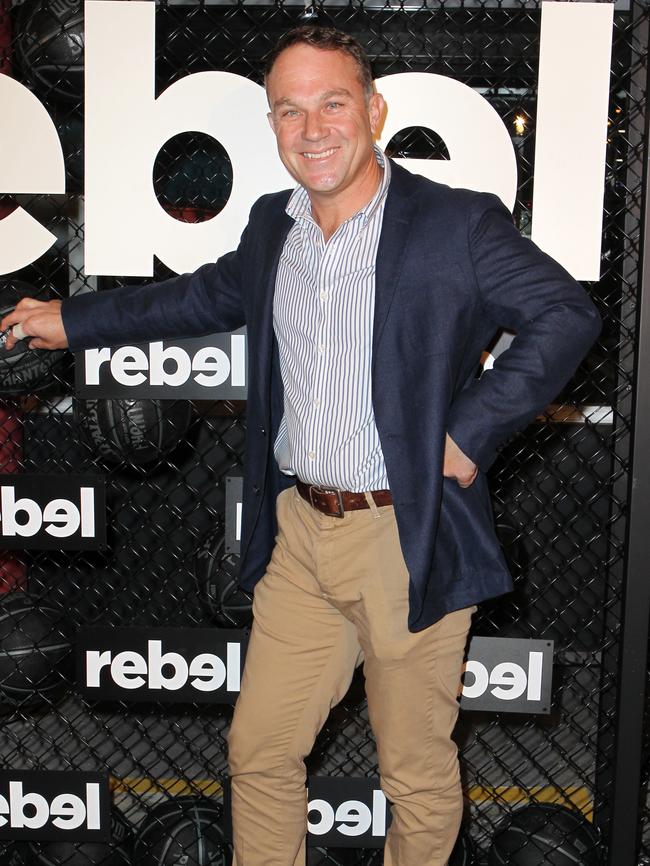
296,479,392,518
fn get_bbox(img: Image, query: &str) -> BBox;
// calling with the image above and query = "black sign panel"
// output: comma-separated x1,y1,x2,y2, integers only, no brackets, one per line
307,777,391,848
0,771,110,841
77,627,247,704
222,777,391,848
225,475,243,555
75,328,247,399
0,475,105,550
460,636,554,714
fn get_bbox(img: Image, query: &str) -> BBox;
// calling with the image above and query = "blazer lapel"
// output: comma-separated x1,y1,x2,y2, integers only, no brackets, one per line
373,162,419,360
252,202,294,411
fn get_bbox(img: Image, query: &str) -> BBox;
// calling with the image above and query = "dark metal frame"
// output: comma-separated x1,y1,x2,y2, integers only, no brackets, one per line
609,28,650,864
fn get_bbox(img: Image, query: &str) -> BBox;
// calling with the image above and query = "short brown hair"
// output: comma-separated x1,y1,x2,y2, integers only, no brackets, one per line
264,26,374,99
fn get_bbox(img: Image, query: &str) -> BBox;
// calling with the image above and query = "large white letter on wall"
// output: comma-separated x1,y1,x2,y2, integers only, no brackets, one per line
0,76,65,275
375,73,518,211
0,0,614,279
532,1,613,281
84,0,290,277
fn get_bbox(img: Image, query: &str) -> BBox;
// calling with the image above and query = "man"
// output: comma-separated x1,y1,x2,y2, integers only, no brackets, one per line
2,26,600,866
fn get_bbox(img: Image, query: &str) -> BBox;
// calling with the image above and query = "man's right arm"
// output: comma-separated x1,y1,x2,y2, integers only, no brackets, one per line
1,232,247,352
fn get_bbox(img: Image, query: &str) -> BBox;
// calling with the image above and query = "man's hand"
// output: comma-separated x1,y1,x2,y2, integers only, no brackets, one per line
0,298,68,351
443,433,478,488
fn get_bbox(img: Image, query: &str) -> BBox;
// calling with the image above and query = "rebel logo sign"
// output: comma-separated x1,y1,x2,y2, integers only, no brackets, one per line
0,476,105,550
460,636,554,714
0,772,110,841
222,776,391,848
307,777,390,848
77,629,551,710
75,330,247,400
0,2,613,281
77,627,247,704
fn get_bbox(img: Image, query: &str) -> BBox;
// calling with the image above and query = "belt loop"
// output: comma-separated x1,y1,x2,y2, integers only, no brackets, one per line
364,491,382,519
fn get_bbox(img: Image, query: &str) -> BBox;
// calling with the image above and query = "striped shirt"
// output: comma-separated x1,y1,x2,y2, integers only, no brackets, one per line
273,148,391,492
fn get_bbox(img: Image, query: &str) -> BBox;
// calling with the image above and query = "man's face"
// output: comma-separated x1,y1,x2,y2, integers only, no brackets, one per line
266,44,384,204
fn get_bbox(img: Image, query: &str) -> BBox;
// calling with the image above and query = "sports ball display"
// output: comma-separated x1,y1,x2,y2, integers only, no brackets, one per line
14,0,84,104
134,797,230,866
194,527,251,628
0,592,72,708
75,398,193,466
0,281,67,395
28,806,133,866
489,803,600,865
304,822,475,864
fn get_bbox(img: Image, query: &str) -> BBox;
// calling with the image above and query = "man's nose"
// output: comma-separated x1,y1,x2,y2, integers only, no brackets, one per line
302,110,327,141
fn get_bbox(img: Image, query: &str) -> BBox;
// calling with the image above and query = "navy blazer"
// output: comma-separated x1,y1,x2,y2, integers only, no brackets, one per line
63,162,601,630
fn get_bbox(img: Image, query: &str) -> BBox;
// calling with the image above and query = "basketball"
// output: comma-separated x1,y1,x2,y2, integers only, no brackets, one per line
489,803,600,865
14,0,84,104
134,796,230,866
0,281,67,395
0,592,72,708
28,806,133,866
74,398,193,466
154,132,233,221
194,527,251,628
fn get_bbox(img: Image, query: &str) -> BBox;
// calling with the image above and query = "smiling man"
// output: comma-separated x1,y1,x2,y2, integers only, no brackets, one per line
266,40,385,239
3,25,600,866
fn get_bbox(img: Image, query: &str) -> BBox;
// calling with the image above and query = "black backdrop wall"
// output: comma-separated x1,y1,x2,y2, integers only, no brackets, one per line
0,1,649,864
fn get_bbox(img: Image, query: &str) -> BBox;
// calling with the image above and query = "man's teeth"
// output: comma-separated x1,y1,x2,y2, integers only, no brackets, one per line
303,149,336,160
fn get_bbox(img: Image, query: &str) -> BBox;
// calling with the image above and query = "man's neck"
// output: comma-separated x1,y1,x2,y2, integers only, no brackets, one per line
309,161,384,242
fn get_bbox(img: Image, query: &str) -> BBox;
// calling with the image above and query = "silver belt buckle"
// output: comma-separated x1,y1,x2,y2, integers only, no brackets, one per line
311,485,345,518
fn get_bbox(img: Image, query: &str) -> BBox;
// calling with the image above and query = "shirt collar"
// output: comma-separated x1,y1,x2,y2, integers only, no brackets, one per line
286,146,390,226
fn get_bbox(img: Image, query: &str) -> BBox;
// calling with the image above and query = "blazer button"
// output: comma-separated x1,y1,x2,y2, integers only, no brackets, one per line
260,427,266,436
252,485,260,494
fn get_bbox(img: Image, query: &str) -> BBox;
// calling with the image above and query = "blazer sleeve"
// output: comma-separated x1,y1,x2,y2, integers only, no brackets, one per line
446,193,602,472
61,224,249,351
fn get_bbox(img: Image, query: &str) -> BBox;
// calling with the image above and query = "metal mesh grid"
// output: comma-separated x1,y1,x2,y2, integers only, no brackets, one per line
0,0,648,863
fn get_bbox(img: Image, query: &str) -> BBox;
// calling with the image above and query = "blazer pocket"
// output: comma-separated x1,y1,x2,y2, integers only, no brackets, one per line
437,474,503,572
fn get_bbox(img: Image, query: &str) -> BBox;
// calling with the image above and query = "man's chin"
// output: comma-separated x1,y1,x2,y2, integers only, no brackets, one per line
299,171,341,195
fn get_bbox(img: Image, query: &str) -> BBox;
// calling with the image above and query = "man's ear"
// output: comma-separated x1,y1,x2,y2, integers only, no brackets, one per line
368,93,386,137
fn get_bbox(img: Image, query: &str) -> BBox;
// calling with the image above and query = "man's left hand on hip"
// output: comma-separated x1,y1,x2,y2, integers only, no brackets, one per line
443,433,478,488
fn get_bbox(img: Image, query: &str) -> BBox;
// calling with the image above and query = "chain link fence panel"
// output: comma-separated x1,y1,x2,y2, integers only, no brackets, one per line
0,0,648,863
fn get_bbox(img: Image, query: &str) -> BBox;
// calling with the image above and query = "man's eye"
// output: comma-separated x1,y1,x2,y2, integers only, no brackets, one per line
281,109,299,118
326,102,342,110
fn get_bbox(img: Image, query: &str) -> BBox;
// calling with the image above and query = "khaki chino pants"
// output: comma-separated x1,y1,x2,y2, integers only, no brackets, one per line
228,487,473,866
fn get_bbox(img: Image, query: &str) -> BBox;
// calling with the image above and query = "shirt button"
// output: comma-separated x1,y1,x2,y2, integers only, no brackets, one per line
320,291,328,301
318,344,326,354
313,397,320,407
308,451,316,460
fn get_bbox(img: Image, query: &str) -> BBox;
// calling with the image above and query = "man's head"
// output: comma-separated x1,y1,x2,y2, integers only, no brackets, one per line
265,26,385,216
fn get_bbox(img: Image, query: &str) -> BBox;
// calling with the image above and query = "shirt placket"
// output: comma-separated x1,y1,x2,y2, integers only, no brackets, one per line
307,225,347,486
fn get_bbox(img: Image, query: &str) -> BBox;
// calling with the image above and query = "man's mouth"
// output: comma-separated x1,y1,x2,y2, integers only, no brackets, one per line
302,148,337,161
